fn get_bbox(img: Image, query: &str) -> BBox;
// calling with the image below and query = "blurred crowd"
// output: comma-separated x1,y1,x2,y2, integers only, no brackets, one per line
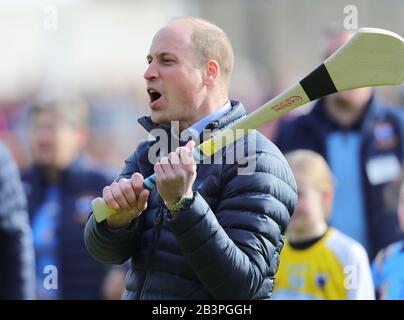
272,30,404,300
2,1,404,301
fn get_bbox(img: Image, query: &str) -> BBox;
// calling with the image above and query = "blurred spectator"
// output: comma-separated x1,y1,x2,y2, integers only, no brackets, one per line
0,141,35,299
274,29,404,259
21,97,121,299
372,176,404,299
273,149,374,300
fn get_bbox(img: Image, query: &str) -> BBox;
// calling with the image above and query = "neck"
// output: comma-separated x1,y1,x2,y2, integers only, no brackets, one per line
288,221,328,243
38,164,63,184
325,94,371,129
179,93,229,132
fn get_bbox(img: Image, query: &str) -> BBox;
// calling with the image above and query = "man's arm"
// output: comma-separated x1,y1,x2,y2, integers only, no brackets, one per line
166,142,296,299
0,142,35,299
84,146,146,265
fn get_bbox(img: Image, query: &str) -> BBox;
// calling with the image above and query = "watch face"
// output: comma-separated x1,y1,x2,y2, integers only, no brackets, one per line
181,198,192,209
182,193,195,206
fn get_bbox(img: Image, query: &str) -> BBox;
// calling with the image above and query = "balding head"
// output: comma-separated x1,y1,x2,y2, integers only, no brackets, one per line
168,17,235,91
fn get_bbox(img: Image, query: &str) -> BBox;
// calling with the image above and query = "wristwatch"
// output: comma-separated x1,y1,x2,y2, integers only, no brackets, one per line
164,193,195,212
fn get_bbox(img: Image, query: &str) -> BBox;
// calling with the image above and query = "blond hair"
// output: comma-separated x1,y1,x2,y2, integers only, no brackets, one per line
286,149,333,220
172,17,234,91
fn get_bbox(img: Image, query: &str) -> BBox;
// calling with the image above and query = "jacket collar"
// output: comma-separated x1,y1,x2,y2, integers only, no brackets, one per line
137,100,246,141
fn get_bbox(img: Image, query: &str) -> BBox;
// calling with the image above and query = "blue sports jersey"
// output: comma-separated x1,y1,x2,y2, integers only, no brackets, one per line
372,240,404,299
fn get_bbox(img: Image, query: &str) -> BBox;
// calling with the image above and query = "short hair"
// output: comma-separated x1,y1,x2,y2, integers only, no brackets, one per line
286,149,334,220
28,96,89,128
172,17,235,90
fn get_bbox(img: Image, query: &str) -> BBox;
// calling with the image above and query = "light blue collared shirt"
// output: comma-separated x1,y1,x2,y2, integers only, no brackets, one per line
327,132,369,252
180,101,231,141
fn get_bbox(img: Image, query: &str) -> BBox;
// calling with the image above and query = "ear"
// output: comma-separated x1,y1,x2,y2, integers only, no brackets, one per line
323,185,334,205
77,126,89,149
204,59,220,85
322,185,334,219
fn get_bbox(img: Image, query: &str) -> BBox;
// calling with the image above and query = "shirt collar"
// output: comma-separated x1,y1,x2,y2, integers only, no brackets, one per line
178,101,232,142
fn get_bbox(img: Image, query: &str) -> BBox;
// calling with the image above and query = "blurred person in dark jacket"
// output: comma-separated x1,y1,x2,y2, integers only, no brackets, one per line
275,29,404,259
0,141,35,299
84,17,297,300
21,97,124,299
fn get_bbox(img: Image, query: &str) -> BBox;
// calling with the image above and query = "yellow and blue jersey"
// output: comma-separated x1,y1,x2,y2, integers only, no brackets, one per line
372,240,404,299
273,228,374,300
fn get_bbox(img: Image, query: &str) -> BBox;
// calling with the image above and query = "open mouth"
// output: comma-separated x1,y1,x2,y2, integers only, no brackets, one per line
147,88,162,103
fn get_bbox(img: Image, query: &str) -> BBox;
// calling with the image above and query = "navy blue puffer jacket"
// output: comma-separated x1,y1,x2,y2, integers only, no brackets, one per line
85,101,297,299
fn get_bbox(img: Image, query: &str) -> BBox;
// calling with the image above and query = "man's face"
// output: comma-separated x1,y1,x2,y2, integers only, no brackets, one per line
28,110,85,168
143,23,206,128
323,31,372,116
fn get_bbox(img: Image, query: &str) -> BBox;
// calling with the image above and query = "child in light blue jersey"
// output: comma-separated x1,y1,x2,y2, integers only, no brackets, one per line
372,178,404,299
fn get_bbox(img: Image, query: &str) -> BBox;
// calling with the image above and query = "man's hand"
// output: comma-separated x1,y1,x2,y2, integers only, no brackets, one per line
104,172,149,229
154,140,196,206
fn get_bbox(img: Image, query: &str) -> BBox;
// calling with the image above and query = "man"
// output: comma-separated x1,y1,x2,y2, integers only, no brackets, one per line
275,29,404,259
22,98,120,299
84,17,297,300
0,141,35,299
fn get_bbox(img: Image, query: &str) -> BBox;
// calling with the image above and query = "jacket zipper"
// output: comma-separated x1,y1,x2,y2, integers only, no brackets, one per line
138,206,165,300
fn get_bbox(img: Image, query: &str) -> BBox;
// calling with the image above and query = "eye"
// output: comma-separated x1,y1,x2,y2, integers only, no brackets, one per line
162,58,174,65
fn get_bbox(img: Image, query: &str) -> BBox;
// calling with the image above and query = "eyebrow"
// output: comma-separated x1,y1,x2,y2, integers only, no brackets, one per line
146,52,174,61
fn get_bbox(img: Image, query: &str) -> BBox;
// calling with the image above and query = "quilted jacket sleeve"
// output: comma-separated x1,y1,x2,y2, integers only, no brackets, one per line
167,137,297,299
84,143,145,265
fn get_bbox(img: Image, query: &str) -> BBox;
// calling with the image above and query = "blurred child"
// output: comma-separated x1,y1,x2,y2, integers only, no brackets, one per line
372,177,404,299
273,149,374,300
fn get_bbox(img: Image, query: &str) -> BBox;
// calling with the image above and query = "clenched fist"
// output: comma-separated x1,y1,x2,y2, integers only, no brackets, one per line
154,140,196,209
104,172,150,229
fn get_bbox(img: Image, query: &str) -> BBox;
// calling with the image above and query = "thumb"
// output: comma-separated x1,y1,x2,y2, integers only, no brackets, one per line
185,139,195,151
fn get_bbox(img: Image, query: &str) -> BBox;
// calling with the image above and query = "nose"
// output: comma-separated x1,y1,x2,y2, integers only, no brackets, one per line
144,61,158,81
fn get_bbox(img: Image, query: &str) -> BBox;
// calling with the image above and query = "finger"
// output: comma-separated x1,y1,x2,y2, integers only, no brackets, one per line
103,186,120,210
118,178,137,206
185,139,195,151
154,162,164,179
131,172,144,194
110,181,131,209
137,189,150,211
178,146,196,167
168,152,181,172
159,156,173,176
